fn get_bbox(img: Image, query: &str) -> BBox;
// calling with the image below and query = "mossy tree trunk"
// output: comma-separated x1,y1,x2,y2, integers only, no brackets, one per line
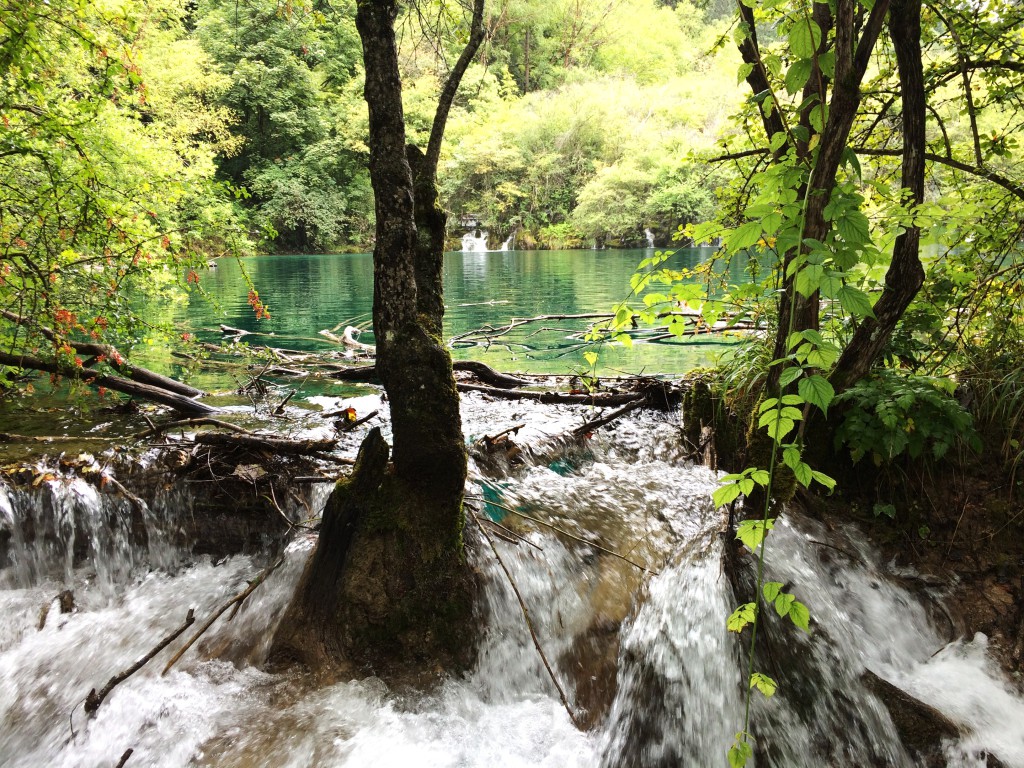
271,0,486,679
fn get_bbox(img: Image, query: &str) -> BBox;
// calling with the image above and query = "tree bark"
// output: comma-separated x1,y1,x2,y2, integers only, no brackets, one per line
766,0,892,386
830,0,926,393
270,0,485,679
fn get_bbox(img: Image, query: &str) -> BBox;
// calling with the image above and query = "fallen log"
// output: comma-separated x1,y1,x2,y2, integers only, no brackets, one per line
456,382,642,406
0,351,217,416
194,431,338,456
452,360,530,388
571,398,647,437
326,364,380,382
0,310,204,398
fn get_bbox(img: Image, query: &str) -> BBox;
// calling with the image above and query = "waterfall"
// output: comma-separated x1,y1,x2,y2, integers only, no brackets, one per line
0,398,1022,767
500,232,515,251
645,228,655,248
461,229,489,252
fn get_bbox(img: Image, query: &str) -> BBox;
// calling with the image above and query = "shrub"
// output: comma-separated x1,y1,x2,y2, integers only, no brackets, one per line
834,371,981,464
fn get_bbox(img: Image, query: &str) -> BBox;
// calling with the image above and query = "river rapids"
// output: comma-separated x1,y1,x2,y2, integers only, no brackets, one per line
1,395,1022,767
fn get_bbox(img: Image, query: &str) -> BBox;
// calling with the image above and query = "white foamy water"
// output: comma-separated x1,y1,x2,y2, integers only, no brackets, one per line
1,400,1022,767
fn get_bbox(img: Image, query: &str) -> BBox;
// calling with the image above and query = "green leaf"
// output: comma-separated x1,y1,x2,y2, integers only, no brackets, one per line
785,59,813,95
791,459,813,487
750,672,778,697
795,263,823,297
737,518,775,551
750,469,770,486
729,738,754,768
713,482,742,507
779,366,804,388
837,285,875,318
782,446,802,470
810,470,836,492
789,601,811,632
728,221,764,252
737,62,755,84
727,602,757,632
798,375,835,414
836,209,871,244
808,103,827,133
789,17,822,59
762,581,784,601
841,147,862,179
774,591,795,616
583,351,598,367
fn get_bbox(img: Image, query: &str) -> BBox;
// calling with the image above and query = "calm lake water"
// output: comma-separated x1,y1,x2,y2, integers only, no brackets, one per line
171,248,743,379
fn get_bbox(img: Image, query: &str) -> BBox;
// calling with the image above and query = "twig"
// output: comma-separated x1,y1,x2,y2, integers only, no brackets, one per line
471,512,581,729
162,557,284,675
466,504,543,551
273,390,297,415
339,409,379,432
135,418,253,439
943,498,971,563
483,423,526,444
465,495,657,574
115,748,134,768
807,539,864,563
570,398,646,437
102,475,147,514
85,609,196,715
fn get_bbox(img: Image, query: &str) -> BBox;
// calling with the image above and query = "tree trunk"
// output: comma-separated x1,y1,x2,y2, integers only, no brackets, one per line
270,0,482,679
764,0,892,387
830,0,926,393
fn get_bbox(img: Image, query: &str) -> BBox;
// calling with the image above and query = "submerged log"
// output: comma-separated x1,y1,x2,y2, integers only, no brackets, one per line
0,351,216,416
194,431,338,457
0,310,204,398
457,382,643,406
452,360,530,388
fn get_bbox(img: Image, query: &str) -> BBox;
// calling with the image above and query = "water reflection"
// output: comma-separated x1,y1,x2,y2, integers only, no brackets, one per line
168,248,747,378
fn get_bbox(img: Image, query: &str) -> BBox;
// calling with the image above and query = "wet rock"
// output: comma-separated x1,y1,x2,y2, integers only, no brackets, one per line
566,617,620,730
862,669,959,766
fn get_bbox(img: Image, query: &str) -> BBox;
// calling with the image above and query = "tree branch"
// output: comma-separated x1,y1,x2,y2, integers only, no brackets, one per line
424,0,486,176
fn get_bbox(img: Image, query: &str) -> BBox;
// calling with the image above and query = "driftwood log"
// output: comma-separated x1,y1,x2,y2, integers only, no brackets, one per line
0,351,216,416
0,310,203,398
193,431,338,456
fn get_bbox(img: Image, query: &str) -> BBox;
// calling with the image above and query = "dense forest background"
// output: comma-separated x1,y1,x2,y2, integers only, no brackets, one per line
2,0,743,262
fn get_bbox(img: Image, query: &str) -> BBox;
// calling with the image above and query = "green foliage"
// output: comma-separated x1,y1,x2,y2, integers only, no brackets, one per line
194,0,371,252
440,1,740,247
0,0,222,371
834,371,982,464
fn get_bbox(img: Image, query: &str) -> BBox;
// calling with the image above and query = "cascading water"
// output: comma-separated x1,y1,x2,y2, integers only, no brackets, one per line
461,230,489,252
644,229,656,248
0,397,1022,767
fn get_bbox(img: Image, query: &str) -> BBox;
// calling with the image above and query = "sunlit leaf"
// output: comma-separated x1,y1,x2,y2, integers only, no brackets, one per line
727,602,757,632
750,672,778,697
